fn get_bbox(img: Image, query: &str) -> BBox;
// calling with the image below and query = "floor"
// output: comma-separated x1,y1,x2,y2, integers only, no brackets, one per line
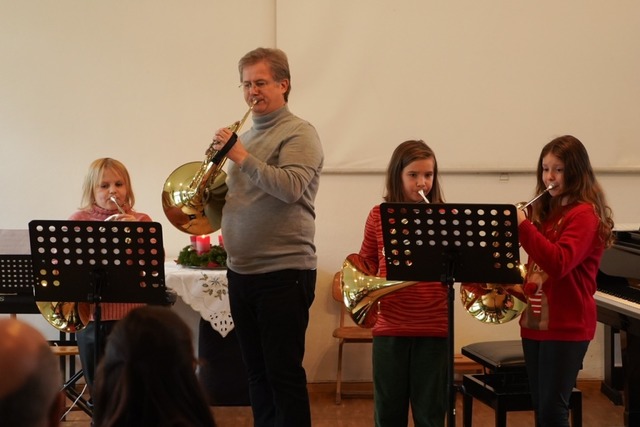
59,380,625,427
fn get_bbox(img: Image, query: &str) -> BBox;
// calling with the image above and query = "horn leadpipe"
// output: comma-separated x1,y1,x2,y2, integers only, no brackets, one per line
517,183,556,210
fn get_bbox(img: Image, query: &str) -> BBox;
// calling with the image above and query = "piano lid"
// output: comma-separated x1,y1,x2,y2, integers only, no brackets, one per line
599,230,640,281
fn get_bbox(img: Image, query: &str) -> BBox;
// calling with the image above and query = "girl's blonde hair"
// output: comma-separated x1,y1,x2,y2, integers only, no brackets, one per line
79,158,135,210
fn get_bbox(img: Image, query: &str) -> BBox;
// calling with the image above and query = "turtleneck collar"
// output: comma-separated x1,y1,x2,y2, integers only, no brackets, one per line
90,203,130,217
252,105,291,131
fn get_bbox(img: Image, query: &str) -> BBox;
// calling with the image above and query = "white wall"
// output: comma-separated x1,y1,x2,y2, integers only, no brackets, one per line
277,0,640,172
2,1,640,384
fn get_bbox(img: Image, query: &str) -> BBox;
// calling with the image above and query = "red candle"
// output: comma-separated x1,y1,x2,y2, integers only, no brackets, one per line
195,235,210,254
218,234,224,247
190,235,197,249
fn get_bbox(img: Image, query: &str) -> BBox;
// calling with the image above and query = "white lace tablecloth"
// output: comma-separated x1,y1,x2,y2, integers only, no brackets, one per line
164,262,233,337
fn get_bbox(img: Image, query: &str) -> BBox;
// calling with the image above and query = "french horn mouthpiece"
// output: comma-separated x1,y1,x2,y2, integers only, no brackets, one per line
110,196,126,214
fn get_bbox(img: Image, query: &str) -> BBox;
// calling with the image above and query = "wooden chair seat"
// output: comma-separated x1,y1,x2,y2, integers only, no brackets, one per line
332,326,373,341
50,345,81,357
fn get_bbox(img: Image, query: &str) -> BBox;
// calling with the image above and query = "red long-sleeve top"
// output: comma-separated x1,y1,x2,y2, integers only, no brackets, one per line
358,205,448,337
518,202,604,341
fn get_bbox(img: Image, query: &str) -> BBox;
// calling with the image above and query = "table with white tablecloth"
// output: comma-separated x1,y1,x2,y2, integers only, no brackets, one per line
164,263,234,336
164,262,249,406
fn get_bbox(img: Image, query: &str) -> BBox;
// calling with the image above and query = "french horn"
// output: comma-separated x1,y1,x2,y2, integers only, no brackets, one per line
459,184,555,324
162,101,256,235
458,271,527,324
37,301,91,333
340,253,527,327
340,253,417,326
340,185,556,327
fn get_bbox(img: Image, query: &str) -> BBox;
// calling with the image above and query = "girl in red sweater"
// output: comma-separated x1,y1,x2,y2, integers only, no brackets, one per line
516,135,614,426
358,140,448,427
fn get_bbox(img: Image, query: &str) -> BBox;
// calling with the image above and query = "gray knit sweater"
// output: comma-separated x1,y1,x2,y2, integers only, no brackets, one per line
220,105,323,274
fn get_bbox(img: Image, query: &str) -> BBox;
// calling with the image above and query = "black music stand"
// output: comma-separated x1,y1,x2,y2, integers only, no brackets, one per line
380,203,521,427
28,219,166,406
0,254,39,315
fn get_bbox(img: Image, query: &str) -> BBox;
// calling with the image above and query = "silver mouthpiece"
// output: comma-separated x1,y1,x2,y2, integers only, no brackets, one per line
110,196,126,214
517,183,556,211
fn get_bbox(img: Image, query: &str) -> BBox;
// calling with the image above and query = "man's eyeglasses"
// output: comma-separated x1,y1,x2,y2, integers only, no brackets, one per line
239,80,276,91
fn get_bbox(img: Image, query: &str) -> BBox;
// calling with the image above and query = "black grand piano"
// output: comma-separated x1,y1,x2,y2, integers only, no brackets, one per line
595,229,640,427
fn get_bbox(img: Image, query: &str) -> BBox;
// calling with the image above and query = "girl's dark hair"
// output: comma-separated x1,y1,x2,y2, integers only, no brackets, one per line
531,135,614,247
92,306,217,427
384,140,445,203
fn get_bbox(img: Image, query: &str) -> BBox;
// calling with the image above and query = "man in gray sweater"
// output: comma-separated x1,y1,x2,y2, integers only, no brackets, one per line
208,47,323,427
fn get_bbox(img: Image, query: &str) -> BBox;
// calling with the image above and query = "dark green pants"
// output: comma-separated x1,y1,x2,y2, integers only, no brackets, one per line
373,336,447,427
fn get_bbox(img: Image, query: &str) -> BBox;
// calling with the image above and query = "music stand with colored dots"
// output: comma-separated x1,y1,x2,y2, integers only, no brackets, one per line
0,254,39,315
28,219,167,414
379,203,521,427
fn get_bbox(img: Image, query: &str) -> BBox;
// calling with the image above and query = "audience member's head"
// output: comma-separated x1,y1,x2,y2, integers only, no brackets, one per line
0,318,63,427
92,306,217,427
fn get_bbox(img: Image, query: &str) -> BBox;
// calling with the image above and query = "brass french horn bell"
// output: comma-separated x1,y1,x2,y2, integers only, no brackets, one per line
340,254,417,326
37,301,91,333
162,101,256,235
459,184,555,324
458,269,527,325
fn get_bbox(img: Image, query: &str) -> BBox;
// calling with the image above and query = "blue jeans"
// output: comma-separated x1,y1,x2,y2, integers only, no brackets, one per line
228,268,316,427
522,338,588,427
76,320,117,394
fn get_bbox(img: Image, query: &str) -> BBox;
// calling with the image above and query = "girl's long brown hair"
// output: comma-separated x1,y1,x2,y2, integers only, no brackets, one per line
530,135,614,247
384,140,445,203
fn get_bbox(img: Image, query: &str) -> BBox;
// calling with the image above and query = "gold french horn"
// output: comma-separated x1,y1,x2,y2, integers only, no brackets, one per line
341,184,556,327
458,271,527,325
340,253,527,327
459,183,555,324
340,253,417,326
37,301,91,333
162,101,256,235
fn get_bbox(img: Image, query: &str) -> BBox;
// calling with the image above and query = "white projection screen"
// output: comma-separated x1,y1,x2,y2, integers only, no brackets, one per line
277,1,640,173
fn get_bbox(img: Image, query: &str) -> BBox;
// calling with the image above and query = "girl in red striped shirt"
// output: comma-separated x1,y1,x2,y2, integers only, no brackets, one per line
358,140,448,427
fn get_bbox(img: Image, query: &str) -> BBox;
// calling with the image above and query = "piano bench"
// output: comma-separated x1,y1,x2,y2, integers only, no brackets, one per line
50,345,93,418
462,374,582,427
460,340,582,427
462,340,526,373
